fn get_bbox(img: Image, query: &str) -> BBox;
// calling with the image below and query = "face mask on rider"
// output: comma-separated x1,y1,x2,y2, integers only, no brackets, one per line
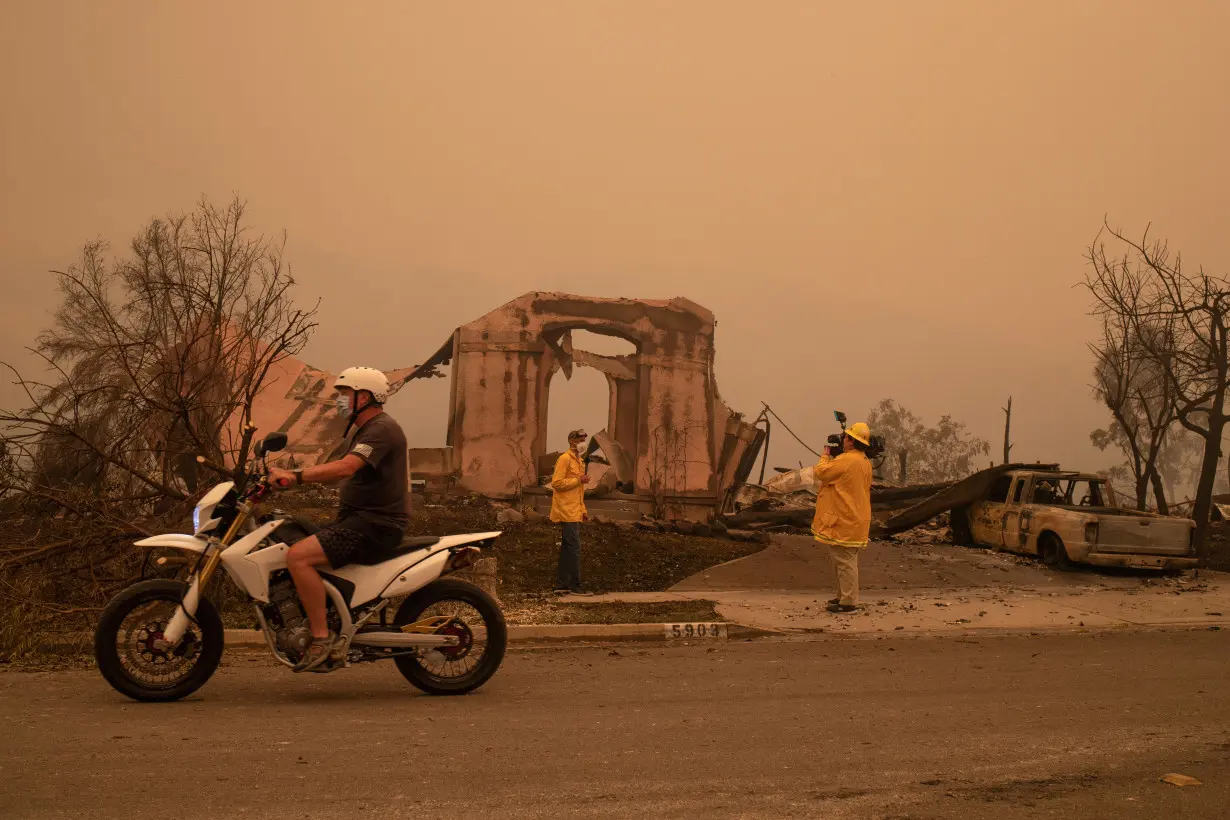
335,395,353,419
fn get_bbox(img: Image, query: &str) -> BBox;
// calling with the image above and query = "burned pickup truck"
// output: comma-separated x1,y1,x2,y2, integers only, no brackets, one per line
948,468,1197,570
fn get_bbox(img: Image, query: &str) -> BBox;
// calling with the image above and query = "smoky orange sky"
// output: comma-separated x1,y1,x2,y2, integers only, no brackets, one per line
3,1,1229,479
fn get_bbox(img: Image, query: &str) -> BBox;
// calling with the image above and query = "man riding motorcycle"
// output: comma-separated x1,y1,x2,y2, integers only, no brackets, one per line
268,366,410,671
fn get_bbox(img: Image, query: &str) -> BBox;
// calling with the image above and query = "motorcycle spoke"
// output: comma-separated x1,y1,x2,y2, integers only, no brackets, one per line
412,599,487,680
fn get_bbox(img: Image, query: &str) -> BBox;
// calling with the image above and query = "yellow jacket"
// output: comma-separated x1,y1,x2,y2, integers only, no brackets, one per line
811,451,873,548
549,450,588,523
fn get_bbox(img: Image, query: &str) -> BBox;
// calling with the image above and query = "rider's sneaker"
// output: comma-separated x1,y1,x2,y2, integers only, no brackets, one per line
292,632,336,673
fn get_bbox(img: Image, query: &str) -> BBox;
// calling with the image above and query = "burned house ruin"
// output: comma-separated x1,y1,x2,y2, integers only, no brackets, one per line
255,293,764,523
398,293,765,522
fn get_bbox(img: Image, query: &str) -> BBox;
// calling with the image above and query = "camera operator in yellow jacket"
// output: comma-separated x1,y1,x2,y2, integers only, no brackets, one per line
811,421,874,613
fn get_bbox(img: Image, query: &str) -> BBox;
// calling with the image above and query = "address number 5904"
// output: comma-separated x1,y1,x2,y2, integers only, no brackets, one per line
664,622,726,640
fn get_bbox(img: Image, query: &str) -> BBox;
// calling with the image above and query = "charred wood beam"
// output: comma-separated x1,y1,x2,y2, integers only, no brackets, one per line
870,482,955,503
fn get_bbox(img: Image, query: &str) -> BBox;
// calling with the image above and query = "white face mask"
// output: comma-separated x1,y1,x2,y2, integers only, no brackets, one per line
335,395,352,419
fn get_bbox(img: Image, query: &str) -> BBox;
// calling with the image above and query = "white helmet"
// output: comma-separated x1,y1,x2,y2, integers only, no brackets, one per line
333,366,389,404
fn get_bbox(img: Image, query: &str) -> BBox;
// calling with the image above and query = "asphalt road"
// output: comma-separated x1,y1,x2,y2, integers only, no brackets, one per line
3,631,1228,819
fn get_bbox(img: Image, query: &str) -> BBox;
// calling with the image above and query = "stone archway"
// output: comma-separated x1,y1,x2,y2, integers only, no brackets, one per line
396,293,764,521
536,324,642,481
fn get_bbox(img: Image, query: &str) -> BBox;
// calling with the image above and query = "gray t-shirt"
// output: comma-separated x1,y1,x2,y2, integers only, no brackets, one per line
337,412,410,531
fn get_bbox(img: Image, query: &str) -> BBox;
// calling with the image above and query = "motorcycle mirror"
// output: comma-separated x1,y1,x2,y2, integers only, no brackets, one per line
260,431,288,454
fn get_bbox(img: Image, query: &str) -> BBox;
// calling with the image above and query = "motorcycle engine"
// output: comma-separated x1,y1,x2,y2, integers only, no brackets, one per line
268,578,311,660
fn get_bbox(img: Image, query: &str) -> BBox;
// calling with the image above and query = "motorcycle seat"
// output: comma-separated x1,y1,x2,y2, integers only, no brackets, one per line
296,518,321,535
348,535,441,566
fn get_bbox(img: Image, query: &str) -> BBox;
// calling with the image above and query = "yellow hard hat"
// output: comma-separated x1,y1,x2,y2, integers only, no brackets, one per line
845,422,871,446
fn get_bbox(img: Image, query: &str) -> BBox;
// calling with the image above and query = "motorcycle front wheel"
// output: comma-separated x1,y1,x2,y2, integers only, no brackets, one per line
94,579,225,702
392,578,507,695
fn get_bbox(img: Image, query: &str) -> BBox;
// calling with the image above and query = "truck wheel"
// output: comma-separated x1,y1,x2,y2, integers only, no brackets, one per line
1039,534,1073,571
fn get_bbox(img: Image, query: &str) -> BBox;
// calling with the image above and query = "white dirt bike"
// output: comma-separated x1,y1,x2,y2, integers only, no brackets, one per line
93,430,507,702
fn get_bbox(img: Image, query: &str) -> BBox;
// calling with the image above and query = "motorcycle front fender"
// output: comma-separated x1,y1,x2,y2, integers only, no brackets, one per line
134,534,209,555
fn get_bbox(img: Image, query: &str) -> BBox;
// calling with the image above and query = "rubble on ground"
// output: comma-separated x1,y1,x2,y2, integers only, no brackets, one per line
883,514,953,546
631,515,769,544
496,507,526,525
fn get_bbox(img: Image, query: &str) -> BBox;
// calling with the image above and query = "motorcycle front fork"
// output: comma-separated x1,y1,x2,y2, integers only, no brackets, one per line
160,511,253,647
159,570,207,647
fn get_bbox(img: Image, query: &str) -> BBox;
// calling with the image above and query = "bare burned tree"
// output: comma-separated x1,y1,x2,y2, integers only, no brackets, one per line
1085,220,1230,556
0,197,318,659
0,195,318,531
1156,426,1207,508
1001,396,1013,465
1088,302,1175,512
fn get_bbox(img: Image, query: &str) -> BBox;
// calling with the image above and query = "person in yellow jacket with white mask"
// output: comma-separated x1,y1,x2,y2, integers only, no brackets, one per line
550,428,591,594
811,421,874,613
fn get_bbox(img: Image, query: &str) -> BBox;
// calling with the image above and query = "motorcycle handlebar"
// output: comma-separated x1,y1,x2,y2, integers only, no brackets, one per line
269,474,295,490
248,477,277,499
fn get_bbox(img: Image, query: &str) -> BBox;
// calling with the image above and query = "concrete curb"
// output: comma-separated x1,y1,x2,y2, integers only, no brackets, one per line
41,620,1220,655
47,622,768,654
197,621,1211,647
217,623,765,647
764,620,1228,640
505,623,775,643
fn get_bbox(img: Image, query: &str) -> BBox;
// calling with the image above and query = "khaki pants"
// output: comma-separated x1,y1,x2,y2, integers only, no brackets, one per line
827,544,861,606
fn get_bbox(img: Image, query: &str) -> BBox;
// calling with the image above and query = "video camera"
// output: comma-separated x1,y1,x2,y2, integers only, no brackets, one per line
826,410,886,461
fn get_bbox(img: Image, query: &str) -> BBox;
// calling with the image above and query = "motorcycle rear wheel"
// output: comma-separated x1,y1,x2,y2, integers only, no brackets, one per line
392,578,507,695
94,579,225,702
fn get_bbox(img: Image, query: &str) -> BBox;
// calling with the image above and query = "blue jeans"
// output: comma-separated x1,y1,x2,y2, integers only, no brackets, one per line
556,522,581,590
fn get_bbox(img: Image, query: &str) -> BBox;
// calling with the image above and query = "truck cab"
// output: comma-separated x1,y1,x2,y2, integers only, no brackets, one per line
967,469,1197,570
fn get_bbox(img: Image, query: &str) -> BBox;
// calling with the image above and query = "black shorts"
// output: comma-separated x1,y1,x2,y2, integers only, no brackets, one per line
317,516,405,568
